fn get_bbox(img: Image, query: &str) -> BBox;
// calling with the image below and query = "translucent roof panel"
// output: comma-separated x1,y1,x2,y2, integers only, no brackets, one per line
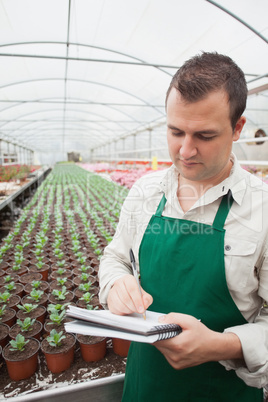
0,0,267,164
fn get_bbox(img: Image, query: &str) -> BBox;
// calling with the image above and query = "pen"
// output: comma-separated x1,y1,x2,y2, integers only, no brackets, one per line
129,248,146,320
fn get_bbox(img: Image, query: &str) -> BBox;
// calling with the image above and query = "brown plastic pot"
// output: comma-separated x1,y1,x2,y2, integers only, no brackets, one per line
4,294,21,311
24,281,49,294
28,264,50,281
41,333,76,373
77,334,106,362
19,272,43,285
9,320,43,340
48,290,74,305
3,337,40,381
21,293,48,308
112,337,131,357
16,304,47,325
0,307,16,327
6,266,28,277
0,323,10,348
0,283,24,298
0,274,20,286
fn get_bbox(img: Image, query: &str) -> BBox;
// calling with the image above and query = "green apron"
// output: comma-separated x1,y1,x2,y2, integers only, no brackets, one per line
122,191,263,401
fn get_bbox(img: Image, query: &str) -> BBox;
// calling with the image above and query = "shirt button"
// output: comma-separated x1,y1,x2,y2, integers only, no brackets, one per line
225,245,231,251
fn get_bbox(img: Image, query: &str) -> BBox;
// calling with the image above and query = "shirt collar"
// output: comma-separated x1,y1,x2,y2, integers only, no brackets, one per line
159,153,247,207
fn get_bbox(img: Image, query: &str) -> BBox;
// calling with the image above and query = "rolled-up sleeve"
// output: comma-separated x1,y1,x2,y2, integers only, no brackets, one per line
220,249,268,388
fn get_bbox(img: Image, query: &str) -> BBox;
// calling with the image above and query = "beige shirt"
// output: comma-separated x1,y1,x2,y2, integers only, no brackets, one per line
99,154,268,388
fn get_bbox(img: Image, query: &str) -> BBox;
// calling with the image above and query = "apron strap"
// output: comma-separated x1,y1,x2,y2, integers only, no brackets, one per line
212,190,234,230
155,194,167,216
155,190,233,231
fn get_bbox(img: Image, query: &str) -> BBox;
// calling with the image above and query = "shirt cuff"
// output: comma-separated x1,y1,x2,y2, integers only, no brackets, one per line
219,324,268,388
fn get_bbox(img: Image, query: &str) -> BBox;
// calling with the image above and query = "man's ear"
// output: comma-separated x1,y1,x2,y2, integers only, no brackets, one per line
233,116,246,142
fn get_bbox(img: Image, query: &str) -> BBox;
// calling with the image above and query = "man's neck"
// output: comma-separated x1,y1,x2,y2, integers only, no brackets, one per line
177,160,233,212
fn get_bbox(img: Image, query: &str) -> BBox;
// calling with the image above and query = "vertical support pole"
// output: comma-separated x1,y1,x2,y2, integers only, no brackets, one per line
148,129,152,166
7,142,10,163
108,142,111,163
133,134,137,168
122,137,125,168
114,140,117,168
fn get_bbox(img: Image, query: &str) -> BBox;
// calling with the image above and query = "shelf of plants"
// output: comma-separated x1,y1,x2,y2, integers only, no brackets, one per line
0,164,129,400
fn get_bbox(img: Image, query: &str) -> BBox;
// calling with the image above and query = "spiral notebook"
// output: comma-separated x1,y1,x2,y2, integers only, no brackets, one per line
65,305,182,343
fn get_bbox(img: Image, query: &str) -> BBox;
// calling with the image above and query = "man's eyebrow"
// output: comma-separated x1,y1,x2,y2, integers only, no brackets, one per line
167,124,218,135
167,124,183,131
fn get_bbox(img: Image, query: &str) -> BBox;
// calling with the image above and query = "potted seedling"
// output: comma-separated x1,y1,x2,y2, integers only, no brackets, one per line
0,304,16,327
2,333,40,381
49,285,73,304
9,317,42,340
7,263,27,276
22,289,48,307
17,302,47,324
29,260,49,281
41,329,76,373
0,290,20,311
51,268,72,280
45,310,67,334
0,274,18,286
3,280,24,297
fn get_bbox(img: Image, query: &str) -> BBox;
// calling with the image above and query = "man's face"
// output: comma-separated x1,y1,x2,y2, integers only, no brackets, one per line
166,88,245,185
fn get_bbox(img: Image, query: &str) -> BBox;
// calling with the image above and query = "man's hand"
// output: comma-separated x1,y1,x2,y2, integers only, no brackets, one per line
154,313,243,370
107,274,153,315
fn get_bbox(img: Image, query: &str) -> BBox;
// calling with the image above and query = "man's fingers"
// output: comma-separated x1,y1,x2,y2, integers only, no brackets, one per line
107,274,153,315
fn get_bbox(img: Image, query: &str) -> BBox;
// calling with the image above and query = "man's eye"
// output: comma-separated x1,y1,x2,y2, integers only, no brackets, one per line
199,135,215,141
172,131,183,136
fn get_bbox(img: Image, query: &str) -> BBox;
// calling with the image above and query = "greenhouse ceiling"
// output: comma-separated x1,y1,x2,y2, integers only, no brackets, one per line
0,0,268,163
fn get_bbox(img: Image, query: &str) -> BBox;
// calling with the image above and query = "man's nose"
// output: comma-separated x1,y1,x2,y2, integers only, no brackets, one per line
179,135,197,159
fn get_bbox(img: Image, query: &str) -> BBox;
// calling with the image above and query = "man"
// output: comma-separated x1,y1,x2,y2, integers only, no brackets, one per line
99,52,268,401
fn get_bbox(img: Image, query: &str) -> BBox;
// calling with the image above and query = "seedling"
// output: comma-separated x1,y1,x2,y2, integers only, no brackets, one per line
77,256,86,265
29,289,44,302
31,280,42,289
47,303,68,314
56,277,67,286
9,334,29,351
57,251,64,260
79,292,92,303
18,303,38,313
0,291,10,304
11,264,21,272
36,261,44,270
46,329,66,347
3,275,13,283
78,282,92,293
80,265,91,273
56,260,66,268
52,286,69,301
0,304,6,316
48,310,66,326
15,244,24,252
17,317,36,332
4,281,16,292
95,248,102,257
56,268,66,276
80,273,89,282
74,251,83,259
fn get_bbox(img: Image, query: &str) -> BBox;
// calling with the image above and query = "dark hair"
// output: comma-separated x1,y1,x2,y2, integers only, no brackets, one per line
165,52,247,130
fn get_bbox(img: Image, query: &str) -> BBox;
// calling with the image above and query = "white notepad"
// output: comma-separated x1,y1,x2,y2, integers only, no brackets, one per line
64,305,182,343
